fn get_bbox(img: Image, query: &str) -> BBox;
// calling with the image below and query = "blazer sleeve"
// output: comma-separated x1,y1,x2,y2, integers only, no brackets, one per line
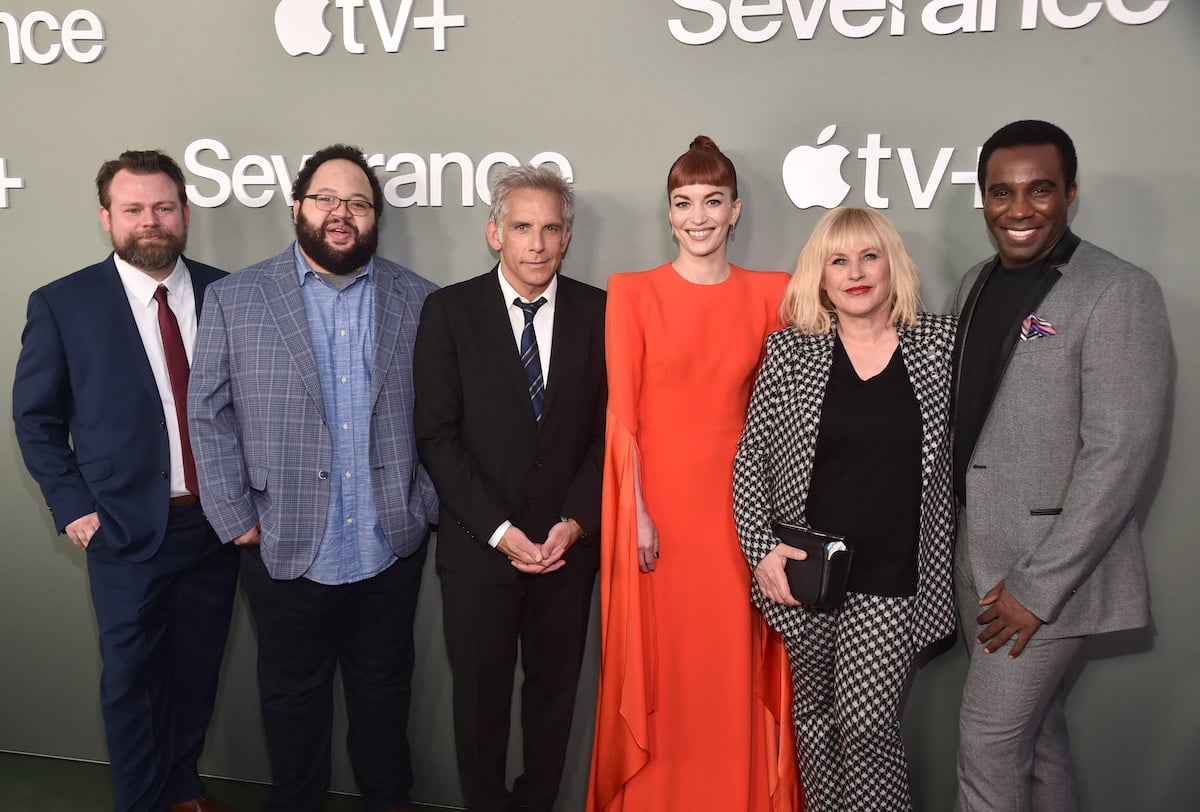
412,291,512,542
12,290,94,531
188,287,259,542
1006,268,1172,623
733,334,786,571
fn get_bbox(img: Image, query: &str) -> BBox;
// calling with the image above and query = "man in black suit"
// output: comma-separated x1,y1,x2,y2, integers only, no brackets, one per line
413,164,605,812
12,150,239,812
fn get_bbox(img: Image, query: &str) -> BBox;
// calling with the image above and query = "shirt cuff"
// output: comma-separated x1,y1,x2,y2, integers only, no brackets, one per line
488,520,511,549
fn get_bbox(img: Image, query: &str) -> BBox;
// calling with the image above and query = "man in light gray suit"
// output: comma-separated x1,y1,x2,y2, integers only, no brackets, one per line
189,144,438,812
951,120,1172,811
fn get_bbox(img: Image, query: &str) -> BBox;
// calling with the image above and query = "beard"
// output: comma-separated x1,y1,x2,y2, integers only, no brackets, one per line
112,227,187,272
295,210,378,276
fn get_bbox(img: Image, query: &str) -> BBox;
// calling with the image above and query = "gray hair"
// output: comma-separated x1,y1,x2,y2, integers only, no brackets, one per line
488,164,575,235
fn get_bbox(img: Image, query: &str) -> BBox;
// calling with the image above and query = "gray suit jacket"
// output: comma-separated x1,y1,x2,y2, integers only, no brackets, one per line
953,239,1171,636
734,313,958,652
188,246,439,579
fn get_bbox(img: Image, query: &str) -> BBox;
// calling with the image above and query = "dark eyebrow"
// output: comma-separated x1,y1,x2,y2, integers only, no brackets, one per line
986,178,1058,193
313,186,369,200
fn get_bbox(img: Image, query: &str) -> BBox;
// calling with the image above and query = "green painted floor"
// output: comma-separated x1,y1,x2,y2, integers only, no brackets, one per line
0,752,448,811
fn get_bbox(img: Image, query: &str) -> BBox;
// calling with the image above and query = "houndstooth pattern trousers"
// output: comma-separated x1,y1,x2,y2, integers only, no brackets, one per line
784,592,917,812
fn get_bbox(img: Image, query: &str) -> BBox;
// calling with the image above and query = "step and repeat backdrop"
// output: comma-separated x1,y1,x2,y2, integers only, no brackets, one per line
2,2,1196,808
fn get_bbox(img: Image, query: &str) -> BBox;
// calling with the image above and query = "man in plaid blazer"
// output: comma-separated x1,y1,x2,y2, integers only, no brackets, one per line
189,144,438,812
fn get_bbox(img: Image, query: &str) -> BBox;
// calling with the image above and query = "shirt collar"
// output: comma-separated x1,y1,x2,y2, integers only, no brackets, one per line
996,229,1081,274
112,253,188,307
496,263,558,309
1046,229,1081,268
293,241,374,286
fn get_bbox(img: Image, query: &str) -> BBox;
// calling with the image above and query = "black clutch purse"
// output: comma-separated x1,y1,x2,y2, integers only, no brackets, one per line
771,521,853,610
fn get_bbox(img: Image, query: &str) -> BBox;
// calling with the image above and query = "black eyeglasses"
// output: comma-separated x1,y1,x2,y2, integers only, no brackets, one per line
302,194,374,217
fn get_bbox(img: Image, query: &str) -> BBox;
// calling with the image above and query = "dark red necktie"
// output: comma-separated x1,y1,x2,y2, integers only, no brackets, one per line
154,285,198,496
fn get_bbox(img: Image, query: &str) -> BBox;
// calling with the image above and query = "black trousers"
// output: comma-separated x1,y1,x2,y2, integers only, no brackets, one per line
240,543,427,812
439,567,596,812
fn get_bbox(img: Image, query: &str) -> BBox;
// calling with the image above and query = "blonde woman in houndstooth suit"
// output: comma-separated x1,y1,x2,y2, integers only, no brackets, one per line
734,207,957,812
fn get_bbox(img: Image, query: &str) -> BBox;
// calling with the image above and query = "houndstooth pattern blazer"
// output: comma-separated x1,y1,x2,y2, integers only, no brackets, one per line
733,312,957,651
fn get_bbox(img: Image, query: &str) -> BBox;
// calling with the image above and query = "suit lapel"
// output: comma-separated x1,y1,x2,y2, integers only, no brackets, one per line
541,278,576,422
98,256,160,405
900,317,944,450
185,257,213,316
370,263,406,409
954,256,1062,433
777,330,833,521
262,252,327,417
950,256,996,430
483,270,541,426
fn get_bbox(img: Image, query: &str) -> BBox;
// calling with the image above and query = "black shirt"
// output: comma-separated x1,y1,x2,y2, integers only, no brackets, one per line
953,232,1080,499
805,335,922,597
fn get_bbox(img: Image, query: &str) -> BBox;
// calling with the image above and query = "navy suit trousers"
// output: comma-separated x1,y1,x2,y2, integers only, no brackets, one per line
86,503,239,812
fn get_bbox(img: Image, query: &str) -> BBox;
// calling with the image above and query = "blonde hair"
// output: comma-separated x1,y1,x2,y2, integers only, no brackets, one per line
780,207,920,334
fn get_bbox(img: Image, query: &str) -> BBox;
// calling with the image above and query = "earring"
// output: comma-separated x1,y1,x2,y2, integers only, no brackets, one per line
728,222,737,242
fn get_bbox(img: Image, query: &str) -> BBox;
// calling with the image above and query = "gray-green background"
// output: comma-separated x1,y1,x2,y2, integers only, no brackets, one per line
2,1,1196,808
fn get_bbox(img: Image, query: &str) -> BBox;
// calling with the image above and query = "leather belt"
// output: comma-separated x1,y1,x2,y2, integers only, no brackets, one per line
169,494,200,506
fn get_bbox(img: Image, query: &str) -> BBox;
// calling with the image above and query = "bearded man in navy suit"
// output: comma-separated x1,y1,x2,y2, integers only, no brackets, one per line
13,150,240,812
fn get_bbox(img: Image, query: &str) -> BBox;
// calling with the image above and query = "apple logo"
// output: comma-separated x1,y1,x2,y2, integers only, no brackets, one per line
275,0,333,56
782,124,852,209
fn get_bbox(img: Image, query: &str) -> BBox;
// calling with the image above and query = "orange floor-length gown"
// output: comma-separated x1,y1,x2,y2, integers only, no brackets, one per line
588,264,803,812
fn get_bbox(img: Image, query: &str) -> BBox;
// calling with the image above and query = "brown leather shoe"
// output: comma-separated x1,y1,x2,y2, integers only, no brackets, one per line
170,795,236,812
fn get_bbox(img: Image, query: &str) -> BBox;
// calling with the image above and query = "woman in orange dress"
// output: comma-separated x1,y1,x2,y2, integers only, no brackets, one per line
587,136,801,811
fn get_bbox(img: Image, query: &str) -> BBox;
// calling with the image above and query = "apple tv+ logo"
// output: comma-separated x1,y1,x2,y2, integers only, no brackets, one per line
274,0,465,56
782,125,983,210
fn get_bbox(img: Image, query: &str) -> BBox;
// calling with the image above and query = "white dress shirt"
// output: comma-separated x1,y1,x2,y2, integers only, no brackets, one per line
113,255,196,498
488,265,559,547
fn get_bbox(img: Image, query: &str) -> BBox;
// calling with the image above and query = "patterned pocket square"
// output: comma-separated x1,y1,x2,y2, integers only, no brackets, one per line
1020,313,1058,341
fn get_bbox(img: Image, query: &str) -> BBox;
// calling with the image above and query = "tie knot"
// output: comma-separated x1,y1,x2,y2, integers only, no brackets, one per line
154,285,170,305
514,297,547,323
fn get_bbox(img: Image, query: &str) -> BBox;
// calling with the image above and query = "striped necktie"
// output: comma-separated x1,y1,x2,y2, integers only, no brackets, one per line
514,297,547,422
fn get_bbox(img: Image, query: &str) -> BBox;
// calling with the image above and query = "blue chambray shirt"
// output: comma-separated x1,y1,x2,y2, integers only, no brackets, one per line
293,243,396,584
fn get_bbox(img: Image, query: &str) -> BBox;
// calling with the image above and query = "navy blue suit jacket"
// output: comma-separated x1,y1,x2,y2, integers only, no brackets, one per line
13,254,226,563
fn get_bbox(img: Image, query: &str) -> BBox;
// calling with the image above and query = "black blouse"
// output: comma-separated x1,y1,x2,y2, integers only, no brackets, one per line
805,335,922,597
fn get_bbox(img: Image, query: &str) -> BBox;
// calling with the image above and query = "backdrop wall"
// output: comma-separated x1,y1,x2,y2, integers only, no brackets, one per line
1,2,1196,808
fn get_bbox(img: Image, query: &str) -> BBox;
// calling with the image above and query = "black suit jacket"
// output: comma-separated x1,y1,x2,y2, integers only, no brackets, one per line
413,267,606,584
13,254,226,562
